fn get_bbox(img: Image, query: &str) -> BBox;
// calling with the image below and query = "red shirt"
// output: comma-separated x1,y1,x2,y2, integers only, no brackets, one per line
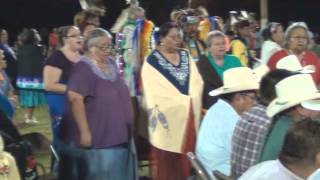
268,49,320,85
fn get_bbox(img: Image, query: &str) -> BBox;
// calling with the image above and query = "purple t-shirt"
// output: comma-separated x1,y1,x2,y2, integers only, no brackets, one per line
61,56,134,148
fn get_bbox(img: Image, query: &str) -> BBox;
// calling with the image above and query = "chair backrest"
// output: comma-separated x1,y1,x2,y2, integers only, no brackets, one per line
186,152,211,180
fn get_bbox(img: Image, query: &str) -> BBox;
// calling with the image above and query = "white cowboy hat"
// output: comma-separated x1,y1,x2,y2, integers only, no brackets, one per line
267,74,320,117
253,64,270,82
301,99,320,111
209,67,259,96
276,55,315,74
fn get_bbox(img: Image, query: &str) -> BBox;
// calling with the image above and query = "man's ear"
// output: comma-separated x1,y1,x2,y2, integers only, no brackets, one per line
230,94,243,108
233,93,242,101
296,105,308,117
236,93,250,103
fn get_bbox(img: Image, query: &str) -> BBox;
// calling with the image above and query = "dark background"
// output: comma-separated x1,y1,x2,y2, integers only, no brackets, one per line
0,0,319,43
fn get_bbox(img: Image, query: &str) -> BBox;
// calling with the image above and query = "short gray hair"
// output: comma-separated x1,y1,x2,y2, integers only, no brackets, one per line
284,22,310,48
205,30,226,47
84,28,112,50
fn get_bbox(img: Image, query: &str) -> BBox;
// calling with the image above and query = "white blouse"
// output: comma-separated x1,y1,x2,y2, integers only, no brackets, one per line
260,40,281,65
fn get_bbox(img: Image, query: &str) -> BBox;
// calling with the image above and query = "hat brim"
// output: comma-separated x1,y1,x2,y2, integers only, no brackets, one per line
301,99,320,111
209,83,259,97
253,64,270,81
298,65,315,74
267,92,320,117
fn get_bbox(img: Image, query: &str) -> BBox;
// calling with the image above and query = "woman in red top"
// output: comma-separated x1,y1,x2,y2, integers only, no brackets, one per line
267,22,320,85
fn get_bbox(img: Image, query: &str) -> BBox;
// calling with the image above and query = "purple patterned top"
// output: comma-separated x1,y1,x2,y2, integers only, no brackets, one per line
61,56,134,148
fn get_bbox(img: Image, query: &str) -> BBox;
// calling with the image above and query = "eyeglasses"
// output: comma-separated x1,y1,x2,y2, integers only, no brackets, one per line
240,93,257,101
65,34,83,38
96,44,113,51
290,36,308,41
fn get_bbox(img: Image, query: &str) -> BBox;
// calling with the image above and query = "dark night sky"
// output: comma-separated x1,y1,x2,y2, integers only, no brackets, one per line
0,0,319,43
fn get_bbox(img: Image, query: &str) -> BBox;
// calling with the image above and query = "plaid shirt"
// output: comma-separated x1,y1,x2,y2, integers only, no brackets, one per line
231,103,272,178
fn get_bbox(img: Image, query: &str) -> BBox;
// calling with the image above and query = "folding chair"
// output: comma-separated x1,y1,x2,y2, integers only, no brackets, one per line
213,170,234,180
186,152,211,180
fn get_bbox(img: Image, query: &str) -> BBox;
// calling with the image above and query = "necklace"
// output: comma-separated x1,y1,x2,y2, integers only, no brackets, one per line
91,58,111,75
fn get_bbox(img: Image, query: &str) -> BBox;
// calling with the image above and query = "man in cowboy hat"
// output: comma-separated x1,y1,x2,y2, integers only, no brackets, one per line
196,67,259,178
259,74,320,162
231,54,313,178
240,119,320,180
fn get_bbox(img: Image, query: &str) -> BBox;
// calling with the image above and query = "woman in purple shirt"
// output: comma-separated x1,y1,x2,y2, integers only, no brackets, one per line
59,28,136,180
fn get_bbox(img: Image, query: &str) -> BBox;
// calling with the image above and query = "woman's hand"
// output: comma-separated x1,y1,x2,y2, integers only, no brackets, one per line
68,90,92,148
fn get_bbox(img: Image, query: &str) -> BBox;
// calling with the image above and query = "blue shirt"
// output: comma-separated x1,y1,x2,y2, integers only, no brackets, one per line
196,99,240,178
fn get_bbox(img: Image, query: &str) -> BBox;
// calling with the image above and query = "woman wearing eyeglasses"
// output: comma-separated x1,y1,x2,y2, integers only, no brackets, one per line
142,22,203,180
43,25,83,172
267,22,320,85
59,28,136,180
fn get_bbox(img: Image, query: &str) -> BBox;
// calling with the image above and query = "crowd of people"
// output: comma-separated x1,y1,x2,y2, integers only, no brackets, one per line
1,1,320,180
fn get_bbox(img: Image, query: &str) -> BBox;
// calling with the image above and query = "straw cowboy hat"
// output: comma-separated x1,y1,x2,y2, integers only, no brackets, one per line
267,74,320,117
276,55,315,73
253,64,270,81
209,67,260,96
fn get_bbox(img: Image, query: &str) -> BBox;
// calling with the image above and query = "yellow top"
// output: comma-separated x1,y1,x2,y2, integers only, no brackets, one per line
199,18,211,42
230,39,249,66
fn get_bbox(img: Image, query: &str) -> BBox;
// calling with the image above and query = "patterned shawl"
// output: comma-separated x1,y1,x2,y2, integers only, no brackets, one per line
141,53,203,153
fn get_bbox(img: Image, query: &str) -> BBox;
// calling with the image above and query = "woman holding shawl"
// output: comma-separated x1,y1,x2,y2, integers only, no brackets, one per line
142,22,203,180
